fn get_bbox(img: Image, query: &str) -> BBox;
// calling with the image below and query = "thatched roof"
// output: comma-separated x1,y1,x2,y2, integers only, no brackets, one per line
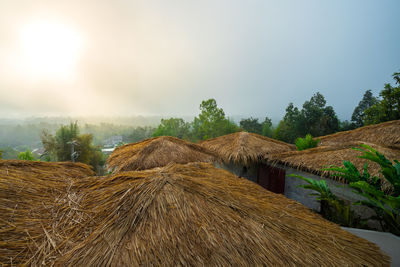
318,120,400,149
7,163,388,266
0,160,95,266
0,159,95,180
200,131,295,165
106,136,218,172
268,142,400,182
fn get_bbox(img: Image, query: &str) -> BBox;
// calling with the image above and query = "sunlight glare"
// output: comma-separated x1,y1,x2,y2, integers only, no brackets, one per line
18,21,83,81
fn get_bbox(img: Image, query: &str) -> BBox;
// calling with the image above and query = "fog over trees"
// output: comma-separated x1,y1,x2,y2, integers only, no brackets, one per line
1,71,399,173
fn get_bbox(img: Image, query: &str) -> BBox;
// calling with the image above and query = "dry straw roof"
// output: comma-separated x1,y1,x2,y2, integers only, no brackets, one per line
0,159,95,180
106,136,218,173
318,119,400,149
0,160,95,266
200,131,295,165
268,142,400,181
5,162,389,266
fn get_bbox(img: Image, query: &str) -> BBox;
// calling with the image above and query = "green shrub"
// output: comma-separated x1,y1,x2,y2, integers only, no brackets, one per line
295,134,320,151
17,150,36,161
324,144,400,235
290,174,364,227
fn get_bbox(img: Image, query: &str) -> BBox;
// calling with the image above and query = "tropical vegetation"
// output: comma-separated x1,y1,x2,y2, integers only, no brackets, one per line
293,144,400,235
295,134,320,151
17,149,36,161
41,122,106,174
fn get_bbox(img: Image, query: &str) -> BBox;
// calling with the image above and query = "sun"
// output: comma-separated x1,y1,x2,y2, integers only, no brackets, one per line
18,21,83,81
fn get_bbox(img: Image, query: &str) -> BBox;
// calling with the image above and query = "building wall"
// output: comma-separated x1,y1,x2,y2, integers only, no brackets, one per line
280,164,378,227
214,162,259,182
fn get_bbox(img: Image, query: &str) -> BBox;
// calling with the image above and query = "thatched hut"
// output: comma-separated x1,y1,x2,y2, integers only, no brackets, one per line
0,160,95,265
267,142,400,212
318,119,400,149
7,162,388,266
106,136,218,173
200,131,295,193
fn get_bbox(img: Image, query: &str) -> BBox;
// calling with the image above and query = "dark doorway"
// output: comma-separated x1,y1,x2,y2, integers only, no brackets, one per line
257,164,285,194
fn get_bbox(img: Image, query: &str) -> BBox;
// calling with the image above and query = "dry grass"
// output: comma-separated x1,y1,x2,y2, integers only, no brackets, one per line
0,160,94,266
200,131,295,166
2,162,389,266
318,120,400,149
106,136,218,173
0,160,95,180
268,141,400,183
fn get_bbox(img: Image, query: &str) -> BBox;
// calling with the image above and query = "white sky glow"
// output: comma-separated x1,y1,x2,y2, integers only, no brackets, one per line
17,20,83,82
0,0,399,119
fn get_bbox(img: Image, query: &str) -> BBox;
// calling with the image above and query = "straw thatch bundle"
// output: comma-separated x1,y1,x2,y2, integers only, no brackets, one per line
200,131,295,166
106,136,218,173
268,142,400,182
0,160,95,266
318,120,400,149
0,159,95,180
22,163,388,266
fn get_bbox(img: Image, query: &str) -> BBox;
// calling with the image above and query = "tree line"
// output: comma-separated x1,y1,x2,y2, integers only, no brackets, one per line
40,122,106,173
153,70,400,143
352,72,400,127
1,70,398,172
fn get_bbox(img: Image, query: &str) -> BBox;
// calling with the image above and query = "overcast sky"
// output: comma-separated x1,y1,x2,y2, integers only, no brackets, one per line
0,0,399,121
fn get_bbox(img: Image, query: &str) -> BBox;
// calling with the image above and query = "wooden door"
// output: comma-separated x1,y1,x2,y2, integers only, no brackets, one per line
257,164,285,194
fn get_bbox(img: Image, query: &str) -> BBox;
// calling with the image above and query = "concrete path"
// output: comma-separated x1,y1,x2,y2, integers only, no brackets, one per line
342,227,400,267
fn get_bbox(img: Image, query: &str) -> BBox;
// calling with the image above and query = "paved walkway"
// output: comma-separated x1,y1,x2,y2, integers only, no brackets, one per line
342,227,400,267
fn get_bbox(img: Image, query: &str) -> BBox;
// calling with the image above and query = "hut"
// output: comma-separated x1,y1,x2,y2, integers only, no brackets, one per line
200,131,295,193
267,142,400,211
0,160,95,265
106,136,218,173
16,162,389,266
318,119,400,149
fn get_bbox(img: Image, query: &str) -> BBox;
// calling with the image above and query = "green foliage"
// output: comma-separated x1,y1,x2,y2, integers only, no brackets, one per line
301,92,339,137
338,120,356,131
127,126,156,143
75,134,94,165
239,116,273,137
40,130,57,160
275,93,339,143
363,72,400,125
0,149,2,159
324,144,400,235
394,72,400,85
153,118,190,139
41,122,105,174
274,120,295,143
295,134,320,151
55,122,79,161
261,117,273,137
351,90,378,128
150,99,240,141
239,117,262,134
192,99,239,140
17,149,36,161
290,174,336,201
278,103,302,143
290,174,363,227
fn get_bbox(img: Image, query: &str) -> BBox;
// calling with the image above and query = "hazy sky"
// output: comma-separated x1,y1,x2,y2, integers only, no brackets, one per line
0,0,399,120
